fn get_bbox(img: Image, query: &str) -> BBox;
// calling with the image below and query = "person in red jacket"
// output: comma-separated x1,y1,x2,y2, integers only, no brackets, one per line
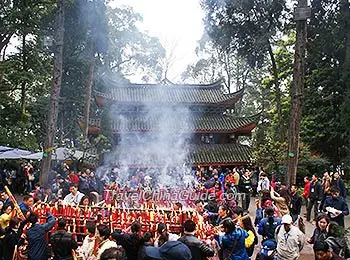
207,181,224,203
302,176,311,212
67,171,80,185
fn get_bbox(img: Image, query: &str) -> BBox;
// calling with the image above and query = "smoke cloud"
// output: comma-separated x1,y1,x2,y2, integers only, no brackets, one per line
98,83,195,189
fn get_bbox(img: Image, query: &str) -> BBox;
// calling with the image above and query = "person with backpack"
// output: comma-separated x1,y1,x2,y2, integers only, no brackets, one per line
218,218,249,260
324,222,350,259
275,215,304,260
241,215,258,258
257,207,282,242
50,218,78,260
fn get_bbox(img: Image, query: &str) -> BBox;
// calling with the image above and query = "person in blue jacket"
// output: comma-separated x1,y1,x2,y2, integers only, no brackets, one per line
323,186,349,227
218,218,249,260
26,211,56,260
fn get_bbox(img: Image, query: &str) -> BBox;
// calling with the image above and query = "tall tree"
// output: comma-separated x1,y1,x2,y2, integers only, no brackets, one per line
40,0,65,185
302,0,350,164
106,6,166,82
201,0,289,140
287,0,310,185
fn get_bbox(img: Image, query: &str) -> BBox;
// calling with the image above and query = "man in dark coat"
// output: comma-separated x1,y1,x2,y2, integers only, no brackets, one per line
306,174,323,222
2,218,25,260
112,221,142,260
0,190,13,213
26,212,56,260
290,184,302,222
331,172,347,199
323,187,349,227
178,220,214,260
50,218,78,260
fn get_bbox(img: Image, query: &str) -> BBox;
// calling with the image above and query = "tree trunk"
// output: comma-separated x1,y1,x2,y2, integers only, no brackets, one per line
40,0,65,186
84,58,95,138
287,0,308,185
21,34,26,118
340,0,350,62
267,43,284,141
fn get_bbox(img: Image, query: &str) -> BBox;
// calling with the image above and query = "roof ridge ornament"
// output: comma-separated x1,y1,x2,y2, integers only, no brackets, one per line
160,78,174,85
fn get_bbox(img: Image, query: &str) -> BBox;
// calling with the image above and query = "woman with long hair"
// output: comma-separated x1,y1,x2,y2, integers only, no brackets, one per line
270,186,290,217
216,204,232,225
307,213,330,246
241,215,258,257
154,222,179,247
218,218,249,260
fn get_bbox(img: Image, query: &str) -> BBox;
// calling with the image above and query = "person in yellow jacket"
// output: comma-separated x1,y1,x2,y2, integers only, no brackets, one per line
241,215,258,257
0,204,14,229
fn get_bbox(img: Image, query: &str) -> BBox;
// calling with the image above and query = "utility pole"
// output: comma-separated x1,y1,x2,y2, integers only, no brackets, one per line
287,0,311,185
40,0,65,185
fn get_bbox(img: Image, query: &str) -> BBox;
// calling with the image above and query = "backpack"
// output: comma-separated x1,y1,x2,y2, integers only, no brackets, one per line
339,238,350,259
263,219,280,240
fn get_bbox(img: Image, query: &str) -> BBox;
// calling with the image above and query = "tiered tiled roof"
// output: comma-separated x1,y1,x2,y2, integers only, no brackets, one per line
190,143,252,165
108,143,252,167
86,114,259,133
95,79,244,105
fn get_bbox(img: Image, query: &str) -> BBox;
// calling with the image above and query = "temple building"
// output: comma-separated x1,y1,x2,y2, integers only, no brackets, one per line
85,79,259,167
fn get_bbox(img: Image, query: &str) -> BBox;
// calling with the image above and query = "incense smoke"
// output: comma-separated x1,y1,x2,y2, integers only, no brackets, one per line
98,82,195,189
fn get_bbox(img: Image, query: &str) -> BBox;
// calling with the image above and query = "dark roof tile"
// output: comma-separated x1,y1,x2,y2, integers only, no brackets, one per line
89,114,259,133
95,80,244,104
108,143,252,166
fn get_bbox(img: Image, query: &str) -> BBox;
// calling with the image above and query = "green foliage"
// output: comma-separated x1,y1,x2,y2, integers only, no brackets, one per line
303,156,330,176
201,0,289,68
0,0,54,150
106,5,166,82
0,0,167,155
75,134,111,166
301,0,350,164
253,136,287,170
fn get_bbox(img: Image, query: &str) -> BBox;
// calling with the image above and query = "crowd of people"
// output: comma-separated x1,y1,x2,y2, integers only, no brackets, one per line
0,163,348,260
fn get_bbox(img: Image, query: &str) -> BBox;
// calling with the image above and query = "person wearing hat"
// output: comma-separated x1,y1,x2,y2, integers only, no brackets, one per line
275,215,304,260
144,240,192,260
257,239,279,260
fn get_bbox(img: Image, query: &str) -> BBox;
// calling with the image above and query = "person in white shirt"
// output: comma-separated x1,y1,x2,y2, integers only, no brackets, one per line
96,224,119,259
257,172,270,193
77,221,96,260
62,184,84,206
275,215,304,260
